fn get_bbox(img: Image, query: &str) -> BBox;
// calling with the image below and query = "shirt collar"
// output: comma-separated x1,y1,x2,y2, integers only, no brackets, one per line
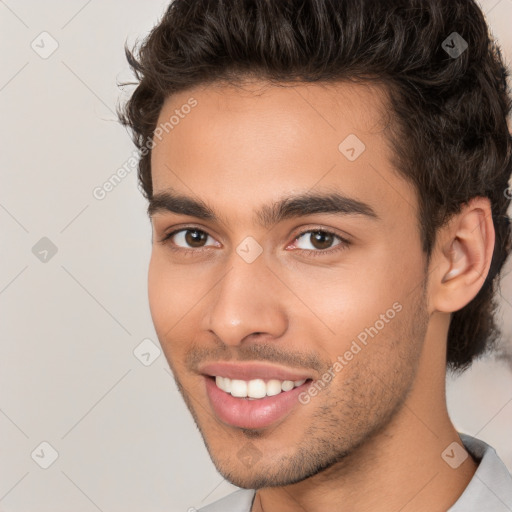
448,433,512,511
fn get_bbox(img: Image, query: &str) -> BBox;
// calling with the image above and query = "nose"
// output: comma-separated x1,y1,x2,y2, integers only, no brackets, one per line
202,251,289,346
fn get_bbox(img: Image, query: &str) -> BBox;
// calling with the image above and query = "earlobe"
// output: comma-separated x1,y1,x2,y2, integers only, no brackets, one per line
430,197,495,313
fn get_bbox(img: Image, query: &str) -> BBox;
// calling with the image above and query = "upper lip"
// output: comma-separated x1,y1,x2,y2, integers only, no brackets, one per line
199,362,313,382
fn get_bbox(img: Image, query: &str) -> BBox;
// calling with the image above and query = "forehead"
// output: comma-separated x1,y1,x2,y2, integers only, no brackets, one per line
150,79,417,224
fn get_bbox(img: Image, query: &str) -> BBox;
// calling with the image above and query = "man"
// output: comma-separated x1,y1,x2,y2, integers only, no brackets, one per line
117,0,512,510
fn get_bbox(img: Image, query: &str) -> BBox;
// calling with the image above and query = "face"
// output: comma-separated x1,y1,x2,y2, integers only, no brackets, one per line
148,79,431,488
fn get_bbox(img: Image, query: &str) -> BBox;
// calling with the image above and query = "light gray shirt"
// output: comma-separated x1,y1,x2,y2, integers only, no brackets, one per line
197,433,512,511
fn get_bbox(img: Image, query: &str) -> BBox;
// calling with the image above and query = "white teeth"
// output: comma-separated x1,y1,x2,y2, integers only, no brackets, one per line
266,379,283,396
213,376,308,398
230,379,248,398
281,380,294,391
247,379,267,399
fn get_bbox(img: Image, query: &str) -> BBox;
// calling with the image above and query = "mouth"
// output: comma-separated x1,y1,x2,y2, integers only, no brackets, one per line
198,361,315,429
203,375,313,429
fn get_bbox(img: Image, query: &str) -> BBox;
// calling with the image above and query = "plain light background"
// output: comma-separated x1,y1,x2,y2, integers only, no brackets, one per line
0,1,511,511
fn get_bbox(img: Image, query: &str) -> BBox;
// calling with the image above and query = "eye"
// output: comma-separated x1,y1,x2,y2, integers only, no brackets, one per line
289,229,349,254
160,228,220,250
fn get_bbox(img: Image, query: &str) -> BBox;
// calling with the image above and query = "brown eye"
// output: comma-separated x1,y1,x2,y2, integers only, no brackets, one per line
294,230,341,251
310,231,335,250
162,228,218,249
184,229,208,247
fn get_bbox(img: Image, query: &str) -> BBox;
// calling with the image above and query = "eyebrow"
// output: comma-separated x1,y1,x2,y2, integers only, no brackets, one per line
147,187,379,229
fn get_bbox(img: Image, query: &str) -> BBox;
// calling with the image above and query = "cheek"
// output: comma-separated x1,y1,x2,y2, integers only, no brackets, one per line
283,255,406,333
147,251,192,342
281,247,422,361
148,252,170,329
147,249,220,369
148,253,195,374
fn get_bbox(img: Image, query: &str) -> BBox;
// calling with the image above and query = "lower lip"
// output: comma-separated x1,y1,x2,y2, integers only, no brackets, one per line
204,376,310,429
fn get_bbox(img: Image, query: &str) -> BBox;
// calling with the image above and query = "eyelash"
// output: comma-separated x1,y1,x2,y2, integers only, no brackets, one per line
158,226,351,258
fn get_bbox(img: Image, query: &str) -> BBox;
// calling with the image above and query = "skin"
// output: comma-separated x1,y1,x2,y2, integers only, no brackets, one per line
147,79,494,512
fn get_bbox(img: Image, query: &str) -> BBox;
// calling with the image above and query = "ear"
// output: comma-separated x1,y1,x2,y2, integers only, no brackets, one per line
428,197,495,314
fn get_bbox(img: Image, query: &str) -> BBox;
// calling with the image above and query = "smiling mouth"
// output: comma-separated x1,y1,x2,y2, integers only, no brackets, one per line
203,374,313,429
